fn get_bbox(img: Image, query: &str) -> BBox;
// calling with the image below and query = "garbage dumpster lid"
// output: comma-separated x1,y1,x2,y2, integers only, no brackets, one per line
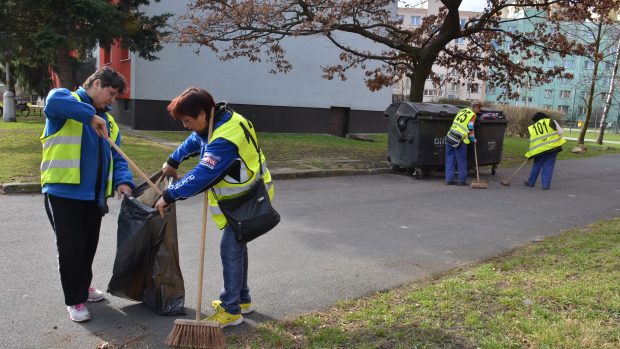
386,101,461,119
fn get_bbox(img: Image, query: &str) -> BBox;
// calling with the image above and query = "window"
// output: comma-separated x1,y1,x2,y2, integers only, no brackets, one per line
410,16,421,26
522,96,532,102
558,105,569,113
561,77,572,84
544,89,553,98
584,60,595,70
544,104,553,110
606,62,614,70
601,92,608,100
577,106,586,114
455,37,464,44
505,38,512,49
487,86,496,95
560,90,571,99
580,91,587,98
460,18,467,28
546,60,556,68
467,83,479,93
424,89,437,96
564,60,574,68
396,15,404,23
451,83,459,91
508,25,517,33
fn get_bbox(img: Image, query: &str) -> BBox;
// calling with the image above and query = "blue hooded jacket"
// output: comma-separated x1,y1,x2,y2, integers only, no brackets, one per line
42,87,134,209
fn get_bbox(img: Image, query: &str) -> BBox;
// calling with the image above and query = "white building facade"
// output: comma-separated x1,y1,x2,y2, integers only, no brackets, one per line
102,1,396,135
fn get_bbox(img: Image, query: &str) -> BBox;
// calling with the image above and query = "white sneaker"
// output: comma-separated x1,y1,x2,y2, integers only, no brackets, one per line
67,303,91,322
87,287,105,302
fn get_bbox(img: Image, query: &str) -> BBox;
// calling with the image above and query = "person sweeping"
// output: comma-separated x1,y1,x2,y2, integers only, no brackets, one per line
155,87,274,330
523,112,566,190
444,100,482,186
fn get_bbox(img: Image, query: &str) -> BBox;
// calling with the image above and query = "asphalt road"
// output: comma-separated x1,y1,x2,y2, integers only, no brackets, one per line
1,155,619,348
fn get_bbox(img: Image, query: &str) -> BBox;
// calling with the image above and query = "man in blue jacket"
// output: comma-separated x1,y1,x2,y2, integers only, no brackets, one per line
41,67,134,322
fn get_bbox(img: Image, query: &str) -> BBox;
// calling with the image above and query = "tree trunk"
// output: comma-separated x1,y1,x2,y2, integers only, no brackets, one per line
597,38,620,144
408,58,435,102
55,47,74,89
578,21,604,145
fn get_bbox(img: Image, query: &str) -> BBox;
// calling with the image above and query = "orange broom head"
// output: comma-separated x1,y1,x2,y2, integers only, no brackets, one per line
166,319,225,349
470,180,489,189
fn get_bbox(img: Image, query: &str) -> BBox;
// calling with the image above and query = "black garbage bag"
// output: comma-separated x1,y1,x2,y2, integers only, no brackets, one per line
107,172,185,315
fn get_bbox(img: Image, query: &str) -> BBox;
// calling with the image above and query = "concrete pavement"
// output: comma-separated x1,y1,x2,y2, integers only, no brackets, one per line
1,155,619,348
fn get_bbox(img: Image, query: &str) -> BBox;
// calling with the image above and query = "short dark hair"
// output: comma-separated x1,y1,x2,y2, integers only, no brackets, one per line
532,111,548,122
83,67,127,94
167,87,215,121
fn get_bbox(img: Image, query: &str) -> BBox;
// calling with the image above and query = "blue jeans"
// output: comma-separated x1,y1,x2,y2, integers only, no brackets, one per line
526,151,558,189
445,142,468,183
219,225,251,315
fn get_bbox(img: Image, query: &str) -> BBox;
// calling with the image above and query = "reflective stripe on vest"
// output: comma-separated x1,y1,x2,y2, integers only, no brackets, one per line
525,118,566,158
207,112,275,229
40,92,119,196
449,108,475,145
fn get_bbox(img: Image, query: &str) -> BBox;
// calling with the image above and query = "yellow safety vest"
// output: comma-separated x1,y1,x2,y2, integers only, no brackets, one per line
525,118,566,158
207,112,274,229
40,92,118,196
449,108,475,145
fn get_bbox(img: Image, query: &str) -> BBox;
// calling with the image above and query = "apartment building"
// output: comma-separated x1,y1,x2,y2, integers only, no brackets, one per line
394,3,487,103
487,7,620,129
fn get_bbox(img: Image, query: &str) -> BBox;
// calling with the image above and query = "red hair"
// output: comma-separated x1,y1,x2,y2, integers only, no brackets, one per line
167,87,215,121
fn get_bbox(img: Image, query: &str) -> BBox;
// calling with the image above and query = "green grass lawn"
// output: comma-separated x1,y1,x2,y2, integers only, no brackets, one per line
563,129,620,142
228,217,620,349
2,118,620,183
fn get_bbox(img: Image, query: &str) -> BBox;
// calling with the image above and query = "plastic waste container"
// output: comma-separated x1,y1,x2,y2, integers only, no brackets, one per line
386,102,460,179
467,108,508,175
385,102,507,178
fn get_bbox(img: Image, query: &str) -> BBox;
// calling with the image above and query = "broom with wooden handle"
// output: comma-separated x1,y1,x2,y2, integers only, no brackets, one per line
165,108,225,349
470,141,489,189
105,137,163,196
500,158,529,186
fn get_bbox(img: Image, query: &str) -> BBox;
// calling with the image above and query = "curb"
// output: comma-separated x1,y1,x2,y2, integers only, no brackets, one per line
0,168,392,195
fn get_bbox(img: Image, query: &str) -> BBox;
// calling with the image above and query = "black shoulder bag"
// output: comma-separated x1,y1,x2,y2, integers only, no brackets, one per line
214,130,280,244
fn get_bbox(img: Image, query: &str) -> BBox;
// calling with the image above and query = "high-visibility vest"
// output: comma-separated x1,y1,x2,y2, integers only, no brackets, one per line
525,118,566,158
40,92,118,196
448,108,475,145
207,111,274,229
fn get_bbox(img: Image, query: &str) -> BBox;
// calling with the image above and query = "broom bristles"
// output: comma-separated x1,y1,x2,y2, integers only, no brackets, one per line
166,319,225,349
470,180,489,189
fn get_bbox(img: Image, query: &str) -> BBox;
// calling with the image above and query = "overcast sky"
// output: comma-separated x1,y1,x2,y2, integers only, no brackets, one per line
399,0,487,12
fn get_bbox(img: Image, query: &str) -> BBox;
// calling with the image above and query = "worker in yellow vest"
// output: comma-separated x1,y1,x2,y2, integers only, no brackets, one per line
154,87,274,328
41,67,134,322
444,100,482,185
524,112,566,189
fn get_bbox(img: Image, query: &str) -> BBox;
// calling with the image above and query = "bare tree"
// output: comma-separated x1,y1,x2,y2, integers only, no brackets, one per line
597,37,620,144
170,0,620,102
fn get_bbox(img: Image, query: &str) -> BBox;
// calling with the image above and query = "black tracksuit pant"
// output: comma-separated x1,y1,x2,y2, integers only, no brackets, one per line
44,194,103,306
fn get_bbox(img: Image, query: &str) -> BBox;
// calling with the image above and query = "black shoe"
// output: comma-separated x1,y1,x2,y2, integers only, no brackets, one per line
446,181,457,185
458,182,469,186
524,180,533,187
